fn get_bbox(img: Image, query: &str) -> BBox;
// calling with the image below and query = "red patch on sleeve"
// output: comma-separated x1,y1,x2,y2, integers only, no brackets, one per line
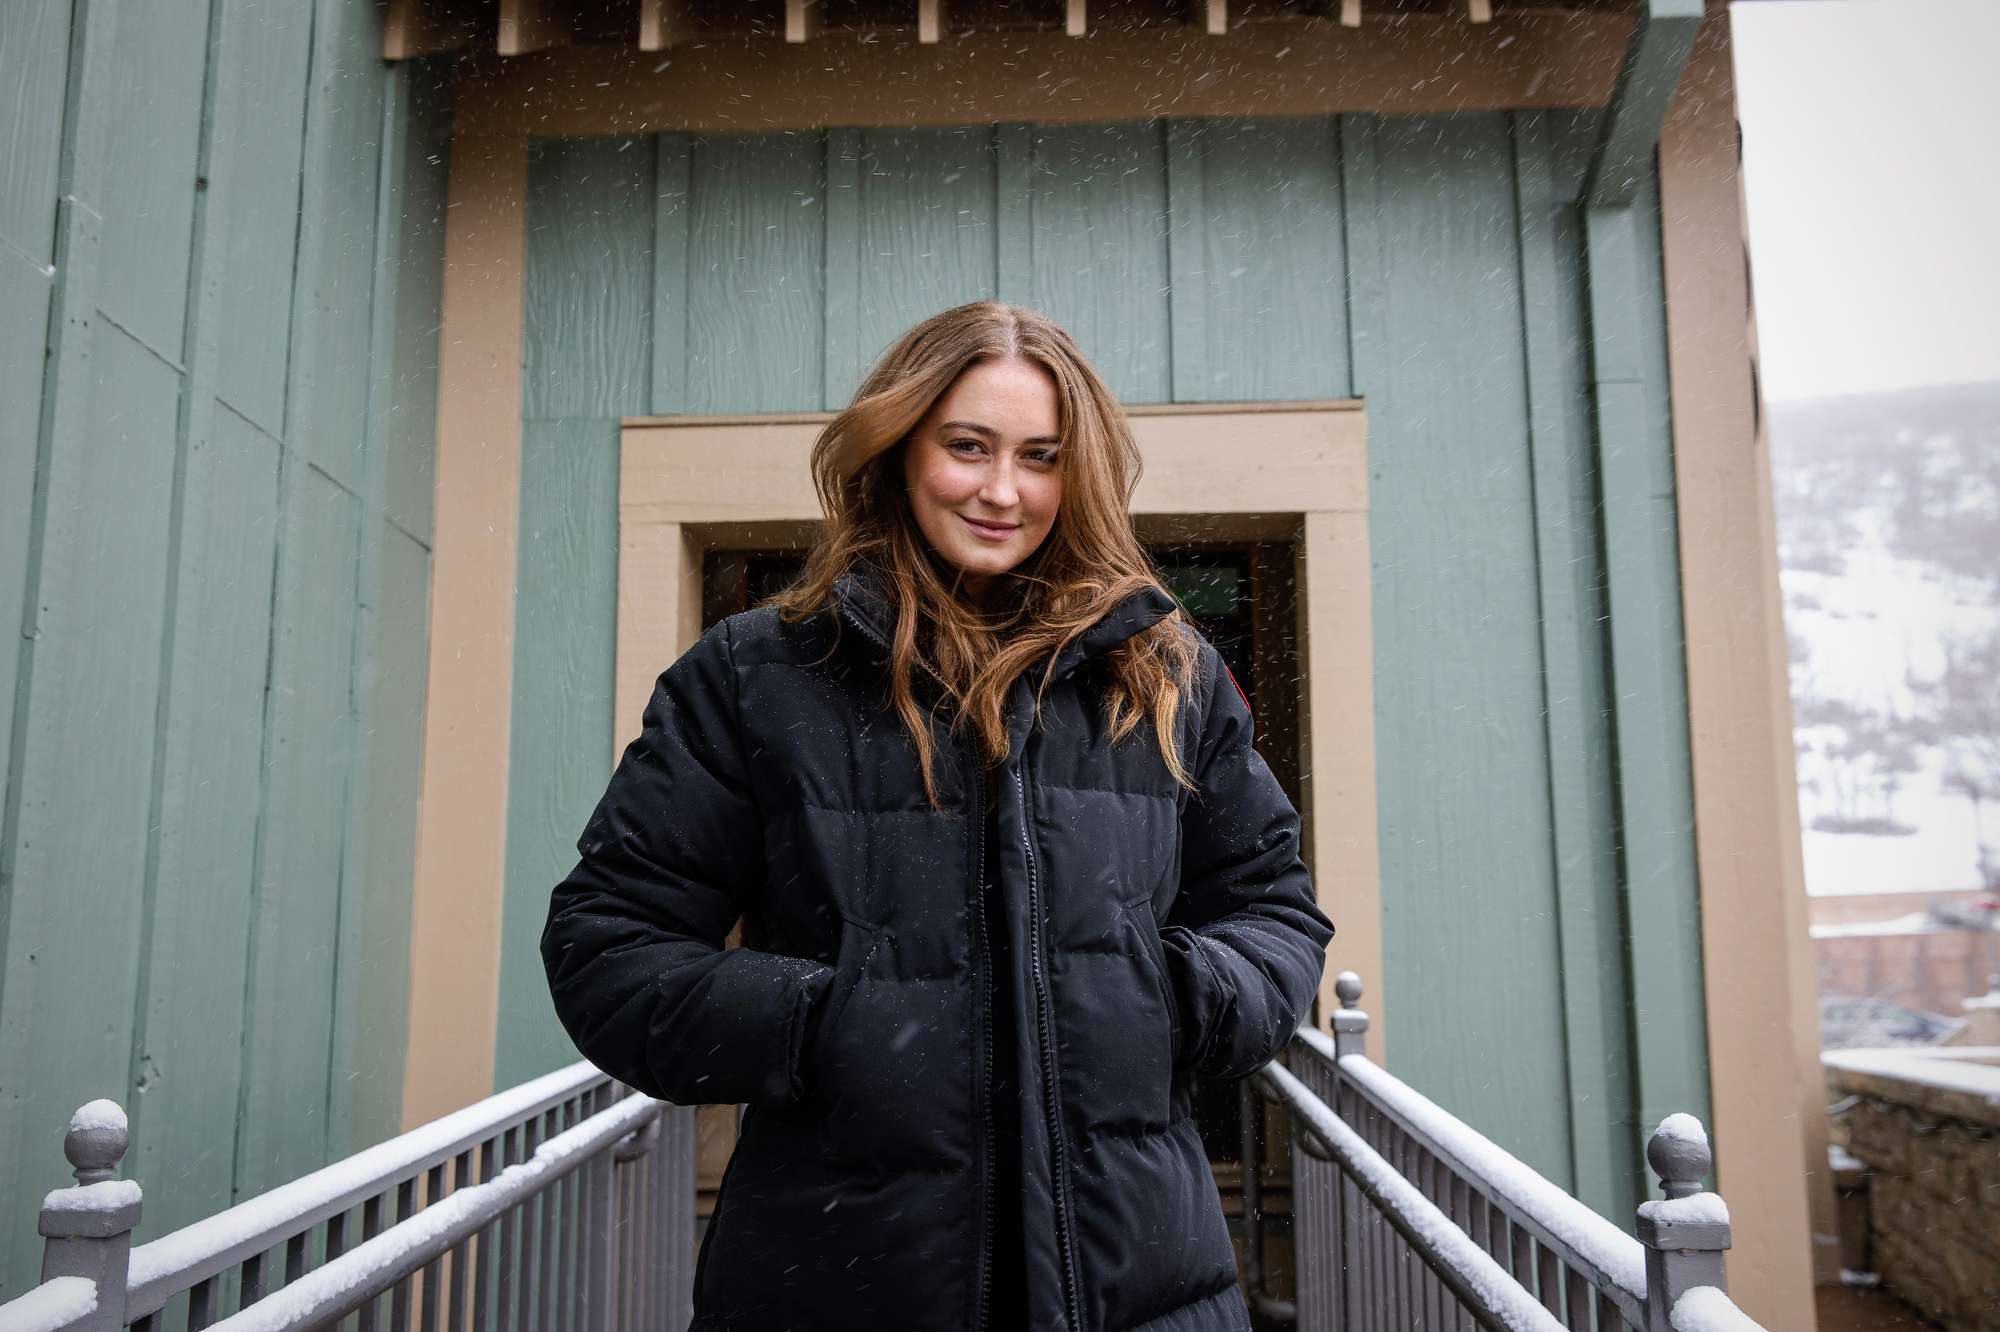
1223,665,1252,716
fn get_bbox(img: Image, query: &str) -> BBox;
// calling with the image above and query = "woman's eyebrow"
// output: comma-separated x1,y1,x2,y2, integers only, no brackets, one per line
936,420,1060,446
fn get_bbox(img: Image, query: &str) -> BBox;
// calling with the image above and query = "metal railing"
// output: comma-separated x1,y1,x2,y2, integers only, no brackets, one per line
3,1063,695,1332
1242,973,1765,1332
5,982,1767,1332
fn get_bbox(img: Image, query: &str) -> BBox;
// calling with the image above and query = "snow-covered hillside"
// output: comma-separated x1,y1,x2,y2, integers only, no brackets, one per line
1770,383,2000,897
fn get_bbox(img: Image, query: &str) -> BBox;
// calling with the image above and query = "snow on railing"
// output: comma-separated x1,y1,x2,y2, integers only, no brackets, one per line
0,1066,695,1332
1253,972,1770,1332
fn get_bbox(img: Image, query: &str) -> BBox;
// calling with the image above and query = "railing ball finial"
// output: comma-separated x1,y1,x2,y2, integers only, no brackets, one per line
64,1100,129,1186
1645,1113,1710,1201
1335,970,1363,1009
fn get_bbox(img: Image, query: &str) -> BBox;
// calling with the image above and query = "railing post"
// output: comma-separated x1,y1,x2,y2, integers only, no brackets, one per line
1635,1115,1730,1331
1331,972,1368,1060
38,1101,141,1332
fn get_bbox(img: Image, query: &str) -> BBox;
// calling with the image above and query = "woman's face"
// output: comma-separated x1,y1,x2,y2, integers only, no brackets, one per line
903,356,1062,603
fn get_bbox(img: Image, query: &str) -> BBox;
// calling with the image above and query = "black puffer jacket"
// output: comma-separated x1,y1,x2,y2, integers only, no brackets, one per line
543,570,1332,1332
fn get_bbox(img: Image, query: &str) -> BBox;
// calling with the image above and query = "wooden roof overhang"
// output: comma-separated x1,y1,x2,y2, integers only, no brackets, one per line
386,1,1657,62
391,1,1712,140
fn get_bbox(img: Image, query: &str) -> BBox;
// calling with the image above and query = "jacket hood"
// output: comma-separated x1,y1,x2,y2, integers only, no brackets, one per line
831,563,1180,681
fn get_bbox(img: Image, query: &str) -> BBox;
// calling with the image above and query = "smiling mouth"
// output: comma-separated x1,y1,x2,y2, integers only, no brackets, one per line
959,515,1019,541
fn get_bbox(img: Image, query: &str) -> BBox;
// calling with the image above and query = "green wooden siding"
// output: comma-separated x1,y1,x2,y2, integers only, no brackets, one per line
0,0,451,1296
502,114,1707,1218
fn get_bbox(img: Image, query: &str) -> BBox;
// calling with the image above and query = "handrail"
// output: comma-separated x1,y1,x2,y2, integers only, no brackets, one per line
199,1095,662,1332
0,1277,98,1332
1291,1026,1649,1324
3,1065,695,1332
1274,972,1770,1332
124,1061,608,1319
1254,1063,1566,1332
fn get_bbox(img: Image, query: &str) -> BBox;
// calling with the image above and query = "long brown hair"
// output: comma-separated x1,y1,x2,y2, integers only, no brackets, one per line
774,301,1200,803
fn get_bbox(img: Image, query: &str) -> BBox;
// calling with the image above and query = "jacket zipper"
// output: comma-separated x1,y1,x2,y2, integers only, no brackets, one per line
971,760,997,1332
1017,761,1081,1329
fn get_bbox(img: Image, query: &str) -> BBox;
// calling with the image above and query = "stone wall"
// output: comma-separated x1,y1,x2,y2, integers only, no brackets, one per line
1825,1049,2000,1331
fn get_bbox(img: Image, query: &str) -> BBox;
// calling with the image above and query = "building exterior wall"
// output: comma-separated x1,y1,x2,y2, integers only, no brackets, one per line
488,108,1694,1224
0,0,450,1299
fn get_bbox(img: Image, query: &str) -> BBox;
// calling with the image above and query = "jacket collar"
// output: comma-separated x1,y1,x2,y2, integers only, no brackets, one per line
832,564,1179,680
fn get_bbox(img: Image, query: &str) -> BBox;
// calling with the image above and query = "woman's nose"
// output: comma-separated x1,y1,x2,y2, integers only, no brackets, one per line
980,459,1019,510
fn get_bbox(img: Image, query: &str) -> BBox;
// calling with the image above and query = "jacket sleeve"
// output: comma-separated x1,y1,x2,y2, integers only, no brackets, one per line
541,619,833,1107
1160,647,1334,1079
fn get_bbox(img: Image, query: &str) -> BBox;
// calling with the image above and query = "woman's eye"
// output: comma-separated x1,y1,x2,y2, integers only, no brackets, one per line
946,439,984,456
1025,449,1059,466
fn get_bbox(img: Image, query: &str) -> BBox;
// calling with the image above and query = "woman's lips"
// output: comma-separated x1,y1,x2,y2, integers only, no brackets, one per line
959,514,1018,541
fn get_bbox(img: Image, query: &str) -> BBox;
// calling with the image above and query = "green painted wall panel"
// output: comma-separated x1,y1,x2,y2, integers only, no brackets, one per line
126,407,282,1238
683,132,826,414
349,520,433,1146
844,127,1000,402
0,0,72,264
1168,118,1349,403
1344,112,1574,1187
211,0,315,436
234,465,362,1198
495,420,621,1090
95,0,209,362
0,1,446,1294
1512,108,1635,1221
340,58,453,1155
0,323,182,1290
1028,122,1171,404
291,0,395,495
1586,173,1710,1151
524,136,655,419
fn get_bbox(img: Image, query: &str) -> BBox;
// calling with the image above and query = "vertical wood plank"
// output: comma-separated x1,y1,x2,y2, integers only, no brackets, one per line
1165,117,1205,402
524,136,654,420
684,132,826,414
1028,121,1171,404
1584,176,1711,1148
850,126,998,390
1181,117,1348,402
0,0,76,979
1341,111,1571,1183
336,54,454,1160
93,0,209,363
1511,107,1635,1223
0,0,179,1293
995,122,1032,308
130,410,282,1235
236,465,364,1197
822,126,861,408
210,0,315,436
496,422,618,1091
649,134,692,416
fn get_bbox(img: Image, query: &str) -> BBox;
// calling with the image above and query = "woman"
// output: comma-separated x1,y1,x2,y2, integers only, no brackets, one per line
543,302,1332,1332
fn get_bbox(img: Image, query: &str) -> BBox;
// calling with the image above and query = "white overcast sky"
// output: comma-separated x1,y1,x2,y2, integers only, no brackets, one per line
1731,0,2000,403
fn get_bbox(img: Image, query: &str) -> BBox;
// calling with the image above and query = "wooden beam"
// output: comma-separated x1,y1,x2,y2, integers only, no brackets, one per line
1066,0,1086,37
498,0,569,57
1454,0,1493,22
1193,0,1227,35
785,0,822,43
1339,0,1361,27
383,0,475,60
1583,0,1703,208
639,0,697,52
919,0,945,44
